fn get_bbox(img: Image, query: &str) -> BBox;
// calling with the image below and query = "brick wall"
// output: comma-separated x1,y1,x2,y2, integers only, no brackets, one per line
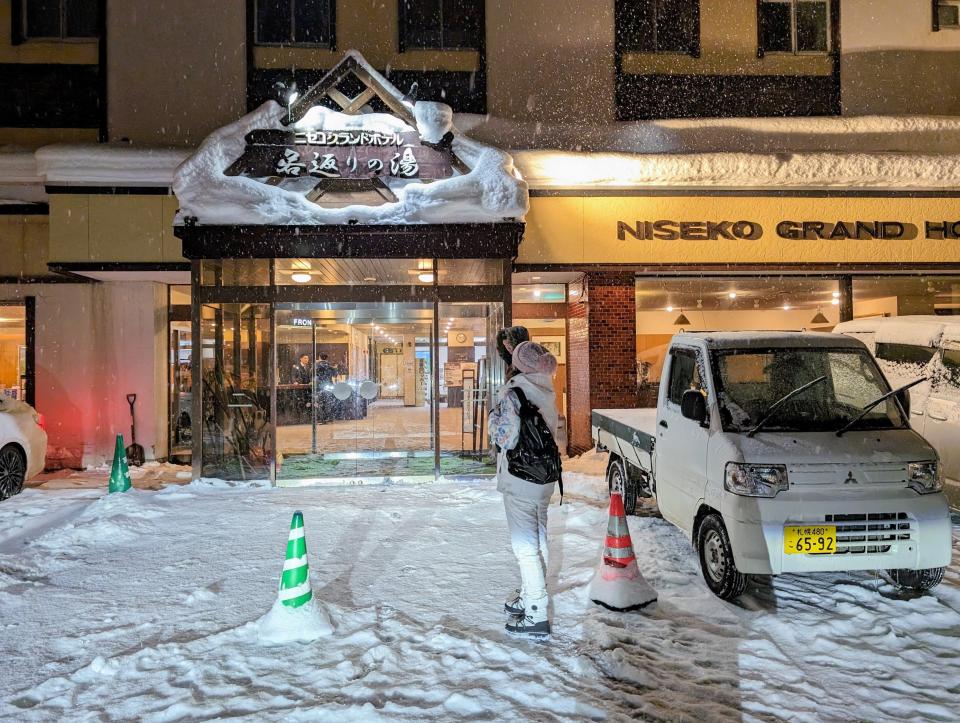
566,296,591,454
566,273,637,455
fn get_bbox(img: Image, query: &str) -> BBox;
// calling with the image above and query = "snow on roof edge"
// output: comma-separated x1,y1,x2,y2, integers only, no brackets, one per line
172,98,529,226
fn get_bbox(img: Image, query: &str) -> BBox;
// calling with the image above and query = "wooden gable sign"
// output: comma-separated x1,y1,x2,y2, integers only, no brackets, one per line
223,54,457,192
224,128,454,182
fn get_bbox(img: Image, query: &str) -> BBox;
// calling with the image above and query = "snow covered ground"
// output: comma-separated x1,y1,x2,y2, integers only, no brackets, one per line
1,469,958,721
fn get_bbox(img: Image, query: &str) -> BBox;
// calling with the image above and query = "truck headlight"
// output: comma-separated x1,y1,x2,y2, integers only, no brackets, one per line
724,463,789,498
907,461,942,494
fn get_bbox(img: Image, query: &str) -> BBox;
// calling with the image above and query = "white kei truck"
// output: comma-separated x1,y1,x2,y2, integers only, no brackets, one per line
591,331,953,600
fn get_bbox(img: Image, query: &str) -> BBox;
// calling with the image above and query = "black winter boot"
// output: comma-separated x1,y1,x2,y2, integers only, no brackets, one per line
505,603,550,637
504,589,524,616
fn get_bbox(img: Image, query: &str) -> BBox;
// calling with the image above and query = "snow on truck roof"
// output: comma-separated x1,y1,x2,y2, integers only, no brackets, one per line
834,315,960,347
676,331,866,350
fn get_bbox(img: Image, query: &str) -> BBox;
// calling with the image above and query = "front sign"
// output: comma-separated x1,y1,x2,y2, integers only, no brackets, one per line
520,195,960,265
617,219,960,242
225,129,454,182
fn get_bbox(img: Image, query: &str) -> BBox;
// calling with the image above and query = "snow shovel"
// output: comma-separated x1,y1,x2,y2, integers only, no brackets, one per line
125,394,145,467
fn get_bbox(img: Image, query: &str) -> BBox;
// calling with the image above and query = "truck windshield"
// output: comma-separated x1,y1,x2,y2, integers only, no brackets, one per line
713,348,909,434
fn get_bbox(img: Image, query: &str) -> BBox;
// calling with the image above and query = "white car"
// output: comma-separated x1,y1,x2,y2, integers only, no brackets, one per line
834,316,960,492
0,397,47,501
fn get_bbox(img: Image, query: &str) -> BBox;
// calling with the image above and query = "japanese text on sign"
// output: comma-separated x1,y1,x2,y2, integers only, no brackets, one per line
274,146,421,179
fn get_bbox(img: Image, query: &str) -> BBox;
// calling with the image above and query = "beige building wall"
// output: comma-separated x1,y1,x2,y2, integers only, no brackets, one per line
48,195,182,263
842,0,960,115
0,282,168,469
486,0,617,124
0,215,52,278
107,0,247,146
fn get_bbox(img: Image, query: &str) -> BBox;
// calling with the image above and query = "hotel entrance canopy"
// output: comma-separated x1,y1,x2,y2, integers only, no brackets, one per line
172,52,528,484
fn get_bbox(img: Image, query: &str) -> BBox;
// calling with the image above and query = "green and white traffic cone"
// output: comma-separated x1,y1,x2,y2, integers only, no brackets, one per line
278,511,312,608
108,434,132,493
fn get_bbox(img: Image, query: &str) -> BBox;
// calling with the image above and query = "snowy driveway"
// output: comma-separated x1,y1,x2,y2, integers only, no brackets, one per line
0,480,958,721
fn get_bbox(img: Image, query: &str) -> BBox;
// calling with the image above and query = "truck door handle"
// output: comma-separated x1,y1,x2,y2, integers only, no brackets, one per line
659,420,668,429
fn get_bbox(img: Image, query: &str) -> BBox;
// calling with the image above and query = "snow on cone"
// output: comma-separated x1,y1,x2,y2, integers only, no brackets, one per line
256,510,333,644
279,510,312,608
588,492,657,612
108,434,132,494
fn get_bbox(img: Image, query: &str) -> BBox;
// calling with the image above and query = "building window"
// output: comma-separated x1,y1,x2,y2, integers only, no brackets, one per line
19,0,98,40
616,0,701,55
758,0,830,54
935,0,960,30
398,0,484,50
255,0,334,46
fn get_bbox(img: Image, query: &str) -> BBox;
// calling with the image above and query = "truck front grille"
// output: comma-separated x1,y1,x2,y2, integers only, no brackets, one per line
824,512,913,555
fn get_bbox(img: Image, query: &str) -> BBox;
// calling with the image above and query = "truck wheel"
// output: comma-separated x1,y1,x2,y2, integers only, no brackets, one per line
0,444,26,502
606,457,638,515
697,514,748,600
887,567,945,592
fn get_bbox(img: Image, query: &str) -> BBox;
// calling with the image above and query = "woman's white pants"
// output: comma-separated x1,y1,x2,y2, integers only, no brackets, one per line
503,493,549,621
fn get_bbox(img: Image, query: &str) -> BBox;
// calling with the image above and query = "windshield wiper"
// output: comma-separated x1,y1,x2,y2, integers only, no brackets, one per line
835,377,928,437
746,375,828,438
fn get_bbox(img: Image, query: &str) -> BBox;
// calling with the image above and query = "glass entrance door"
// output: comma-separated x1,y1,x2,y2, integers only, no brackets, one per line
275,302,436,483
198,303,272,480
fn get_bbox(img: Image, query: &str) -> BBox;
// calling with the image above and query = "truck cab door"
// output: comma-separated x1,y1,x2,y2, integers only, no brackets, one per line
655,347,710,535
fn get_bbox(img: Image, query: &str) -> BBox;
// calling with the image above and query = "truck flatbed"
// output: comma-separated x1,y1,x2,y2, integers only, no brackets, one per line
592,408,657,455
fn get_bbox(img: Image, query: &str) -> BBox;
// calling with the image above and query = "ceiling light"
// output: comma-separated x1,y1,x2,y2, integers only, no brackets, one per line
832,291,841,298
831,298,840,306
783,304,791,311
291,272,312,283
666,306,674,312
728,292,737,299
418,272,435,283
533,289,542,298
363,276,377,282
532,276,541,281
811,307,830,324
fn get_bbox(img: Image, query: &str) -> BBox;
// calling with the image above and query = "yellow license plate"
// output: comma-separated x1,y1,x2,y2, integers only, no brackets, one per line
783,525,837,555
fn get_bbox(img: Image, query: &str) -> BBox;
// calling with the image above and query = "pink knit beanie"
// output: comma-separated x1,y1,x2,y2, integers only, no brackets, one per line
511,341,558,376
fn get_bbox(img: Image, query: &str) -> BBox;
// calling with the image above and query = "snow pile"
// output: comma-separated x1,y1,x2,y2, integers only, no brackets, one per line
34,144,189,186
588,561,658,612
456,113,960,155
30,461,193,491
0,151,40,183
254,598,334,644
562,449,610,502
173,52,528,226
515,149,960,189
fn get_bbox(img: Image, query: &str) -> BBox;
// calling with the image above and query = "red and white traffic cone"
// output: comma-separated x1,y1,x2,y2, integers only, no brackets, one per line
588,492,657,611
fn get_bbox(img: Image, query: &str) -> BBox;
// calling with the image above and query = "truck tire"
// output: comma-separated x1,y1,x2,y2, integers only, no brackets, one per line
887,567,945,592
606,457,638,515
696,513,748,600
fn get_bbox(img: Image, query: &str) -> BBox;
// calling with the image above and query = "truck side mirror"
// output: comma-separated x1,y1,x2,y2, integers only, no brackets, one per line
681,389,708,425
896,389,911,417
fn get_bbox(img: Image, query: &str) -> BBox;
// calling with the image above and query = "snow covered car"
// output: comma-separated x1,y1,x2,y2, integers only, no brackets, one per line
834,316,960,492
0,397,47,501
592,332,952,600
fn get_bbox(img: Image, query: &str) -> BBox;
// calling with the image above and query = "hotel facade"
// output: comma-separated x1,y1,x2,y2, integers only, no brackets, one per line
1,0,959,481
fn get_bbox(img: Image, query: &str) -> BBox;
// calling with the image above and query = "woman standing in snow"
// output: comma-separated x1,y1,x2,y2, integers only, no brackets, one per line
489,338,561,637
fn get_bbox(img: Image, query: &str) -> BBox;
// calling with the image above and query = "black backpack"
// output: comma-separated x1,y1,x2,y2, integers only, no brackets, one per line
506,388,563,500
